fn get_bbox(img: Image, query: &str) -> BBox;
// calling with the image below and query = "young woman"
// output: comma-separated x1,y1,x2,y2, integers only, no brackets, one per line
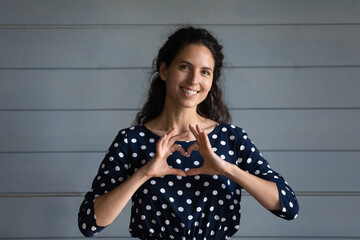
78,26,299,239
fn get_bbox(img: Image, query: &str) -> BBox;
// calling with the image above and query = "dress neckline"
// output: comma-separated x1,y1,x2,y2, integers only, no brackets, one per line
141,123,221,143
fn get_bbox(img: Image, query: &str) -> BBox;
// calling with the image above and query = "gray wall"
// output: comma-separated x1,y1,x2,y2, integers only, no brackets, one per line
1,0,360,239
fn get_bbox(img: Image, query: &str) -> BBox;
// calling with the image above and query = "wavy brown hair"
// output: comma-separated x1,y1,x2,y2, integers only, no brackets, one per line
134,26,231,125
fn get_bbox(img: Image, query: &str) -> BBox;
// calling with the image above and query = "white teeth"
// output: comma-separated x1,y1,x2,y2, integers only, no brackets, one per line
181,87,197,95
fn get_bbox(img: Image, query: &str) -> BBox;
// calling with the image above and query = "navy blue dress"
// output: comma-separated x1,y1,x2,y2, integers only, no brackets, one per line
78,123,299,239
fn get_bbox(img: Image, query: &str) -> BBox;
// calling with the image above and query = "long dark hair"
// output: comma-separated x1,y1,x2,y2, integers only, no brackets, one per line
134,26,231,125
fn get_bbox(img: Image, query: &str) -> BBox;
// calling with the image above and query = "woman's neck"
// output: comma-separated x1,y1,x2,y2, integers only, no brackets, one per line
144,107,217,141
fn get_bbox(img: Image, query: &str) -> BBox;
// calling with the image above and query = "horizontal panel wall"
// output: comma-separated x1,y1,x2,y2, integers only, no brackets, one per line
1,26,360,68
1,0,359,239
0,110,359,152
1,0,360,24
1,67,360,110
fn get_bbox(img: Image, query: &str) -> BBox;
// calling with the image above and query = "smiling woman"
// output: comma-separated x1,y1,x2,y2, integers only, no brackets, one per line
78,26,299,239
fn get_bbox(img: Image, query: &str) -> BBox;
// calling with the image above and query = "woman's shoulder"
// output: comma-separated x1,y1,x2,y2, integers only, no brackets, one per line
115,125,148,139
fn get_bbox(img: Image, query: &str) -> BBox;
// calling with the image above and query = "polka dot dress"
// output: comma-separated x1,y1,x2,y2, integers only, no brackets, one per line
78,124,299,239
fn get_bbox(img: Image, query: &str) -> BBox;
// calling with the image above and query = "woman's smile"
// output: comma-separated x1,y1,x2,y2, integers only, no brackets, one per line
180,86,199,97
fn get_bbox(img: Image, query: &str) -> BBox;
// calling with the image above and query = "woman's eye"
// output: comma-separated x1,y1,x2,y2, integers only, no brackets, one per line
180,65,189,70
202,70,211,76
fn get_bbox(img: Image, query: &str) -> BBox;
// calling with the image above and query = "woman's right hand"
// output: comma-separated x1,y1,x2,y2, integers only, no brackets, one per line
143,128,188,178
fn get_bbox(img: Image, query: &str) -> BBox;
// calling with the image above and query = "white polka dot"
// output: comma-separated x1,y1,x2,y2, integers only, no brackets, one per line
141,145,146,150
162,204,167,209
229,150,234,155
169,197,174,202
243,135,248,139
168,181,174,186
194,161,200,166
218,200,224,205
204,182,209,187
196,207,202,212
100,183,105,187
195,191,200,196
149,228,154,233
281,190,286,196
146,205,151,210
251,147,255,152
131,138,137,143
160,188,166,193
141,215,146,220
124,138,128,143
258,160,263,165
212,134,218,139
143,189,148,194
212,147,217,152
139,132,145,136
115,166,120,171
230,135,235,140
86,208,91,215
149,152,155,157
282,207,287,212
214,215,220,220
255,170,260,175
209,206,214,211
186,199,192,204
177,190,183,195
212,190,218,195
220,140,226,145
221,155,226,159
152,196,158,201
114,143,119,147
186,183,191,188
176,159,181,164
240,145,245,151
111,178,116,184
82,223,86,229
188,215,193,220
109,156,114,161
289,202,294,208
178,207,184,212
119,152,124,158
247,158,252,164
149,138,155,143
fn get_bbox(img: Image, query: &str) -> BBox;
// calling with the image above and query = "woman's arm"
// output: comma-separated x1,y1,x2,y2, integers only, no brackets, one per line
187,124,298,217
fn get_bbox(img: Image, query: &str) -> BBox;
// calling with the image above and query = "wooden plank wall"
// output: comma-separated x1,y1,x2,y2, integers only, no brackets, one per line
1,0,360,239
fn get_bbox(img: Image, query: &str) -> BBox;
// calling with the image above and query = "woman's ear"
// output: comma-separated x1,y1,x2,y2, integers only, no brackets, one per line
159,62,168,81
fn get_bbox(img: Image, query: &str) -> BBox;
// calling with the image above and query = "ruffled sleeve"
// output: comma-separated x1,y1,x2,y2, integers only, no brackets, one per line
78,129,131,237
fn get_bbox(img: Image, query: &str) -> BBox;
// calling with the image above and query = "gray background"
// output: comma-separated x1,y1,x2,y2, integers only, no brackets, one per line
1,0,360,239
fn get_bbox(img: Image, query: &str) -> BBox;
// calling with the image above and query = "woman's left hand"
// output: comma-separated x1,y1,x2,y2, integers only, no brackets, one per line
186,124,230,176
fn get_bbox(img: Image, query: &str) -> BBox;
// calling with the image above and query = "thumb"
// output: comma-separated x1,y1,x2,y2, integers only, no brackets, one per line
185,167,204,176
168,167,187,177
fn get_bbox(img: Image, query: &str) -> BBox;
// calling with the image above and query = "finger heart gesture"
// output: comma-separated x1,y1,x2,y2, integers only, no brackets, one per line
145,125,228,178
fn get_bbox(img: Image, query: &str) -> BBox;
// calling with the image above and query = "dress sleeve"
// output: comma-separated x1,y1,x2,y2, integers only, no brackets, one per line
78,129,131,237
235,127,299,220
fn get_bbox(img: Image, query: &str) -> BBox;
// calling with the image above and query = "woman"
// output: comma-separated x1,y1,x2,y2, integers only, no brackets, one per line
78,26,299,239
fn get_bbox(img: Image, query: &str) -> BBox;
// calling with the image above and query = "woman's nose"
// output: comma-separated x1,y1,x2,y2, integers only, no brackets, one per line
187,70,200,84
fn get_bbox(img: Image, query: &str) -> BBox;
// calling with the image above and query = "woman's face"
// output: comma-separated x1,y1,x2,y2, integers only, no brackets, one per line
160,44,215,110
